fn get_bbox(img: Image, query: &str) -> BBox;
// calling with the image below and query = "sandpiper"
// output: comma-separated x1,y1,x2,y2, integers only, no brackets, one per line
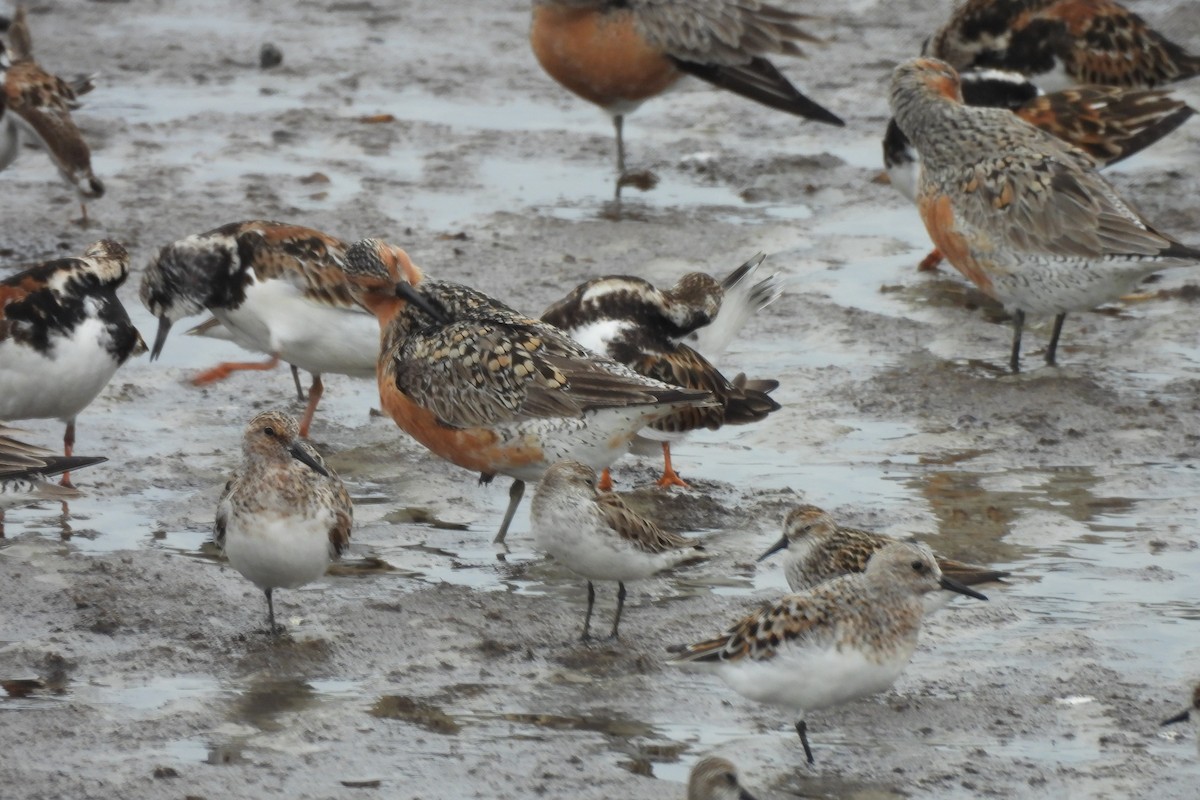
758,504,1008,612
889,57,1200,372
215,410,352,634
927,0,1200,91
140,220,378,437
0,425,106,508
529,0,842,192
541,254,782,488
530,460,706,639
1162,682,1200,753
669,542,987,763
0,240,144,484
340,238,715,544
687,755,757,800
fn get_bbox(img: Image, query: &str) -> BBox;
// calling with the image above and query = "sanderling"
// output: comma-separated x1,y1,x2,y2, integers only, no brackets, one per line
688,755,757,800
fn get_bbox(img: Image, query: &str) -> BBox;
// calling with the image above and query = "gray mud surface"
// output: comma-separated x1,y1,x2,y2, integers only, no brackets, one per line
2,1,1200,798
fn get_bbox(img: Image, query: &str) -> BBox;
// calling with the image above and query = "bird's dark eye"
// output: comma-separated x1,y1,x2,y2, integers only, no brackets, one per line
911,560,925,572
264,427,276,437
802,525,812,533
724,773,737,787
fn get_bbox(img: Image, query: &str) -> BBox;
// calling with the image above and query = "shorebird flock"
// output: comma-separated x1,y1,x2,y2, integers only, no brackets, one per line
2,0,1199,790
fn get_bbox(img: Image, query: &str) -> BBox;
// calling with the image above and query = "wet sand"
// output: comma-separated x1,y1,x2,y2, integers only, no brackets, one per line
2,0,1200,797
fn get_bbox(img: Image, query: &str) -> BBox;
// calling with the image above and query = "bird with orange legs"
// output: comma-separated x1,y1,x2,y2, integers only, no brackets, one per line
340,238,715,543
541,253,782,489
140,220,378,438
529,0,844,194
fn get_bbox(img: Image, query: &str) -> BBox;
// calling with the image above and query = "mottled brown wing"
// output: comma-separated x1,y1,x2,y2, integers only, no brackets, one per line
670,591,830,664
392,319,708,429
5,62,93,177
632,0,818,64
213,478,235,549
594,491,696,554
1015,86,1193,167
949,116,1190,259
1048,0,1200,87
636,343,731,432
238,224,361,311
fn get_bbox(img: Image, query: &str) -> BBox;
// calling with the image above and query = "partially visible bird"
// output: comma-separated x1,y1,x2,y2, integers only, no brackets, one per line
0,239,144,484
758,504,1009,612
340,237,715,544
0,425,106,508
889,57,1200,372
0,6,105,223
883,68,1194,271
927,0,1200,91
530,460,706,639
687,756,758,800
529,0,843,193
140,220,378,437
215,410,352,634
1163,682,1200,754
541,253,782,488
669,542,987,764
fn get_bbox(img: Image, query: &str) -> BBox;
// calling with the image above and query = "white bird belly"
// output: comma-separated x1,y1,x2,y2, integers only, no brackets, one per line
222,512,335,591
0,317,119,422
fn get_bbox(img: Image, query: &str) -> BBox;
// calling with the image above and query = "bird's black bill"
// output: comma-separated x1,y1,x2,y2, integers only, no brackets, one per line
150,317,173,361
940,575,988,600
288,442,329,477
394,282,449,324
757,534,788,562
738,789,758,800
1162,709,1191,726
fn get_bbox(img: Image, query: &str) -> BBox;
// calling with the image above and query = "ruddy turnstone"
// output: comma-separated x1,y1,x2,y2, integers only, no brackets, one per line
140,220,378,437
927,0,1200,91
541,254,782,488
530,460,706,639
669,542,987,763
0,6,104,223
883,69,1194,270
0,425,105,508
529,0,843,192
688,756,757,800
215,410,352,634
1163,682,1200,753
758,504,1008,612
0,240,143,484
340,238,715,544
889,57,1200,372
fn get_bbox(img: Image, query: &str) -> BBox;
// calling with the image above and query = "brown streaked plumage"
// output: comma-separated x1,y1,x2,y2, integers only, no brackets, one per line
140,220,378,437
758,504,1008,611
670,542,988,763
1,5,104,223
688,756,758,800
531,460,706,639
541,254,781,488
215,410,352,634
928,0,1200,91
890,57,1200,372
0,425,106,508
342,238,716,544
530,0,842,191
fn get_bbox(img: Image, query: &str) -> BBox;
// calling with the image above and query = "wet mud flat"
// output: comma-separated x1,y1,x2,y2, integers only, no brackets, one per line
2,0,1200,798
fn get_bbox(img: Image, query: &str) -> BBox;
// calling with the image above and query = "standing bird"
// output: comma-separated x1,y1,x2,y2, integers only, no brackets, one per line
0,6,105,223
215,411,352,634
529,0,843,192
0,240,144,484
340,238,714,544
0,425,106,508
687,756,758,800
889,57,1200,372
531,460,706,639
757,504,1008,612
669,542,987,764
140,220,378,437
927,0,1200,91
883,69,1194,271
541,254,782,488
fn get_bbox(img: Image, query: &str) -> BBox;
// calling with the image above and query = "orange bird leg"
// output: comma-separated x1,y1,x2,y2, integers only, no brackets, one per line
917,248,944,272
298,374,324,438
60,418,76,488
191,354,281,386
655,442,689,489
597,467,614,492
